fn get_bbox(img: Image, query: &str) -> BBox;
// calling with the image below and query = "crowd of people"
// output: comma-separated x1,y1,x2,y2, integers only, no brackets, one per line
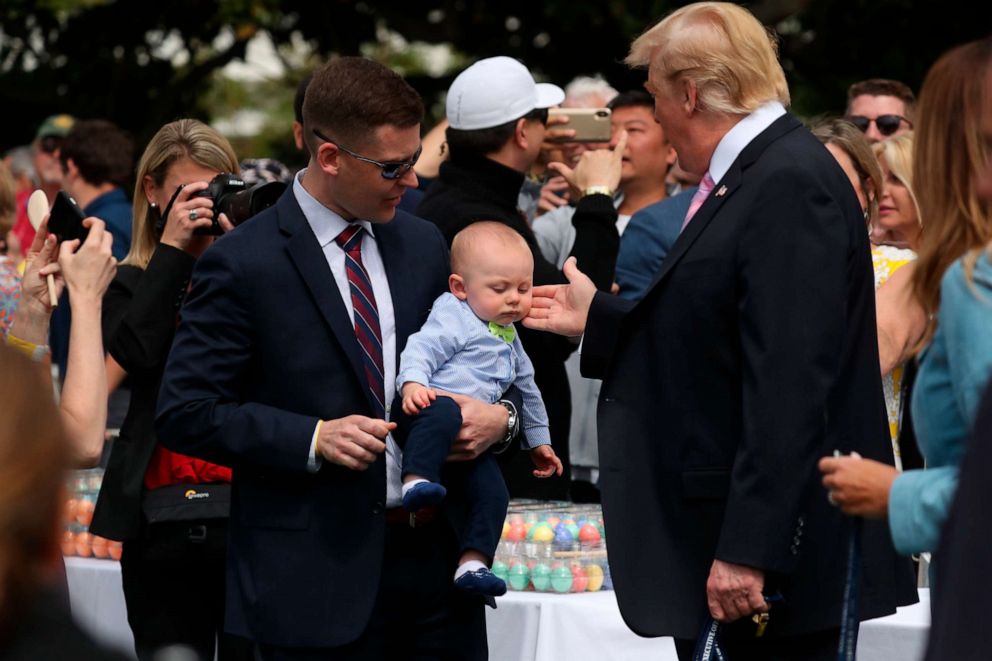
1,2,991,660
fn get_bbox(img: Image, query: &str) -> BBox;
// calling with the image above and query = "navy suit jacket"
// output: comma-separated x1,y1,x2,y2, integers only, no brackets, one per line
582,113,917,638
155,188,450,647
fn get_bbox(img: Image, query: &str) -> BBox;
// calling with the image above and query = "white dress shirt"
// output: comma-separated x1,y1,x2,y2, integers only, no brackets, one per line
708,101,787,184
293,171,405,506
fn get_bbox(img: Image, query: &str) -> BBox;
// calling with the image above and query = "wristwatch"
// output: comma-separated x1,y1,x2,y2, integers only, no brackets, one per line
494,400,519,454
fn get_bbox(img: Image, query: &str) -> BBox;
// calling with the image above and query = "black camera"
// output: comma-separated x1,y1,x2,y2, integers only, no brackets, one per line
155,173,286,237
190,173,286,235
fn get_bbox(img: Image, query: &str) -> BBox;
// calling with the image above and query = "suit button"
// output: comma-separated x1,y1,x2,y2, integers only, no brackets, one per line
603,397,616,403
372,502,384,515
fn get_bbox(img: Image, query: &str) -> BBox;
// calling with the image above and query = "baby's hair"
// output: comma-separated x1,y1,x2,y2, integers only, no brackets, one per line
450,221,530,275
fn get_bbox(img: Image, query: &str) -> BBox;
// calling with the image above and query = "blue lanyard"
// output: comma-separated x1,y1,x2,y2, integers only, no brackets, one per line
693,518,862,661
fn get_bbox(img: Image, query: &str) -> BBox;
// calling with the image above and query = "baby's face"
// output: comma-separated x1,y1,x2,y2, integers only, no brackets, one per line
455,245,534,326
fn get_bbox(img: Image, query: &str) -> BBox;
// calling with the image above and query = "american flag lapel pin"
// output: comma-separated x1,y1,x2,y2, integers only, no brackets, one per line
715,185,728,197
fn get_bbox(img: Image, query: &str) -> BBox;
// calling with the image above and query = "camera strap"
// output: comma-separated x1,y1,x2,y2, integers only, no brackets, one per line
154,184,187,236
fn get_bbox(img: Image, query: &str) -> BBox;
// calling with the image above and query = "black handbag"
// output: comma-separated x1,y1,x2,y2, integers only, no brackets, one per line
141,483,231,523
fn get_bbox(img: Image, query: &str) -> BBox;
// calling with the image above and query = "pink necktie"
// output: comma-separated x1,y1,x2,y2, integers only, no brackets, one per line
680,172,716,232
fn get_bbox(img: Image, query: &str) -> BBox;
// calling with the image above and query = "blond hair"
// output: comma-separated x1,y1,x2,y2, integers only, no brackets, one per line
812,118,883,227
626,2,790,115
911,37,992,345
450,221,531,276
0,162,16,239
873,133,921,226
124,119,239,268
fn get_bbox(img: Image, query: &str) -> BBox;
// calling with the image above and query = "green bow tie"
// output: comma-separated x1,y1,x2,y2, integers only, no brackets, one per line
488,321,516,343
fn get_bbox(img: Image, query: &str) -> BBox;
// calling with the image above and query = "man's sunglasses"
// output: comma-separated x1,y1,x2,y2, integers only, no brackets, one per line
39,135,63,154
845,114,912,137
312,128,421,180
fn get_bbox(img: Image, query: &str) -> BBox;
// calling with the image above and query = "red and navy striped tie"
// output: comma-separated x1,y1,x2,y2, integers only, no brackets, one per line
335,224,385,418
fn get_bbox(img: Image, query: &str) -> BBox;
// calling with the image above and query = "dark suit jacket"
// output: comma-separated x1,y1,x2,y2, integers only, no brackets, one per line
91,245,196,541
155,189,451,647
582,113,917,638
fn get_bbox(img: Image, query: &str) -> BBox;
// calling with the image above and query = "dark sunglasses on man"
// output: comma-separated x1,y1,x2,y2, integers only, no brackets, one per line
38,135,63,154
845,114,912,137
312,128,421,180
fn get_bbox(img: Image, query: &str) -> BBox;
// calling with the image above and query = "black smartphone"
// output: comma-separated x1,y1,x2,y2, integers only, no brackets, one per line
48,191,88,243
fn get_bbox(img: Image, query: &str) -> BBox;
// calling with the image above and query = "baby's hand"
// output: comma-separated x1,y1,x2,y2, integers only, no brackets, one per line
402,383,436,415
530,445,563,478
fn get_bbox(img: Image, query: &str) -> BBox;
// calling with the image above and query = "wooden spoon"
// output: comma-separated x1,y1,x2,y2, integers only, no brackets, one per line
26,189,58,308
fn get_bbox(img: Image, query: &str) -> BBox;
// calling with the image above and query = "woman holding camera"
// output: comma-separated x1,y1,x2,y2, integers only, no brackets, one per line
89,119,251,661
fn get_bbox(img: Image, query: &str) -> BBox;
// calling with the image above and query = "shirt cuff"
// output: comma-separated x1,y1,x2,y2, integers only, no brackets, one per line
307,420,323,473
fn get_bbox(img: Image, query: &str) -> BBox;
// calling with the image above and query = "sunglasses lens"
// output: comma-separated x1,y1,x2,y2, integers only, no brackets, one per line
381,164,403,180
847,116,870,133
40,137,61,153
876,115,902,136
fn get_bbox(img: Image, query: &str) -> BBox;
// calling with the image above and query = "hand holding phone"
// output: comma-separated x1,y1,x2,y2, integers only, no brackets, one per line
47,191,88,244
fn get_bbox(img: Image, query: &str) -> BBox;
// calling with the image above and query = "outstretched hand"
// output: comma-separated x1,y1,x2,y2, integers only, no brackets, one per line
522,257,596,337
530,444,563,478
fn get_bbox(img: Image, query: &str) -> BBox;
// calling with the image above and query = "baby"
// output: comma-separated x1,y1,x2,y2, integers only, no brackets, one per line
396,221,562,601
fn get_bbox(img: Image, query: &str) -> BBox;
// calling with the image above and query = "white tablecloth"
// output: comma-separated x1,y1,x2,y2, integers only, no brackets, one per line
66,557,930,660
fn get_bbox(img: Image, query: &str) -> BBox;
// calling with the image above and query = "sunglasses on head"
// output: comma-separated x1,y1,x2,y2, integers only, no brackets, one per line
846,114,912,137
312,128,421,180
39,135,63,154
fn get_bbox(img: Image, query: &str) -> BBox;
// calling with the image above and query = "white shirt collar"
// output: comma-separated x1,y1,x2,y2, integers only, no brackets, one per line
292,169,374,247
708,101,787,184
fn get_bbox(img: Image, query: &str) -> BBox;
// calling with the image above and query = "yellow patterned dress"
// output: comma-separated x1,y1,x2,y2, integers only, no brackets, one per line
872,244,917,470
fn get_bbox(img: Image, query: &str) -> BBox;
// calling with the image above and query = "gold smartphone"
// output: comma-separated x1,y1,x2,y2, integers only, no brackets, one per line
547,108,612,142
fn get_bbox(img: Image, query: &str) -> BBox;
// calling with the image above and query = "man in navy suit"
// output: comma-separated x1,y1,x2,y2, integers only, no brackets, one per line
524,4,916,659
156,57,516,659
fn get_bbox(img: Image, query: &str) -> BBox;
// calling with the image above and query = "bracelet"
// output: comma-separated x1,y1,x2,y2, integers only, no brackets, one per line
5,332,51,362
494,400,519,454
582,185,614,198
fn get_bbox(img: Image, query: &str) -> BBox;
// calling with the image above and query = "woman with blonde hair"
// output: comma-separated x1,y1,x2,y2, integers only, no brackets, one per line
821,37,992,572
89,119,252,661
812,122,927,465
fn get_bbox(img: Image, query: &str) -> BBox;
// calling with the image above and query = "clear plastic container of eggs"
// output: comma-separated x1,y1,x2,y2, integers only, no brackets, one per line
62,468,121,561
493,504,612,593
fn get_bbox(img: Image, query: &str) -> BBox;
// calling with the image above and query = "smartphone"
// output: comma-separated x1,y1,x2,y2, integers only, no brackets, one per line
48,191,88,243
548,108,612,142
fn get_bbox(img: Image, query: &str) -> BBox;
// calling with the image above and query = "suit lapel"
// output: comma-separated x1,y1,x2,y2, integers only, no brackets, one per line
279,193,369,395
642,113,802,296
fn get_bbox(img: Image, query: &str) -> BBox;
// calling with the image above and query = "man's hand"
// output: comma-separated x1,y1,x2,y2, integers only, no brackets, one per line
316,415,394,471
530,445,563,478
440,392,508,461
707,559,768,623
401,382,436,415
536,176,570,216
547,130,627,199
523,257,596,337
819,454,896,518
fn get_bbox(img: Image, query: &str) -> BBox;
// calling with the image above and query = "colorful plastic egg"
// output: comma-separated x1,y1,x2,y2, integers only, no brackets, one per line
108,541,123,561
75,531,93,558
508,563,530,591
585,564,605,592
552,526,574,549
501,522,510,540
75,499,95,527
550,565,573,593
492,560,509,584
506,525,527,542
531,524,554,543
61,530,75,556
578,523,601,543
570,565,589,592
530,563,551,591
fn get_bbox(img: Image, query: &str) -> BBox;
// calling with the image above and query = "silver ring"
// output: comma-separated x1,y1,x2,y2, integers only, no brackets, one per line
827,491,838,507
189,209,198,221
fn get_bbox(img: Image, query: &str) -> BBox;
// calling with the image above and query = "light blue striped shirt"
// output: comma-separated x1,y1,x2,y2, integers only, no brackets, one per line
397,292,551,447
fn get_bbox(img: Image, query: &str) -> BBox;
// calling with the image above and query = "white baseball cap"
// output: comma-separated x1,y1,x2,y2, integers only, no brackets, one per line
446,56,565,130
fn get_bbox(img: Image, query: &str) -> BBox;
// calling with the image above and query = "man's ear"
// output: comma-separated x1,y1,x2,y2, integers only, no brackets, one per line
64,157,79,179
679,78,698,114
316,141,342,176
513,117,531,150
449,273,468,300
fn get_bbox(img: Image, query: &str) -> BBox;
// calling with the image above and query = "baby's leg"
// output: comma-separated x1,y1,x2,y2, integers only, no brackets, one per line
451,455,510,601
399,396,462,512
